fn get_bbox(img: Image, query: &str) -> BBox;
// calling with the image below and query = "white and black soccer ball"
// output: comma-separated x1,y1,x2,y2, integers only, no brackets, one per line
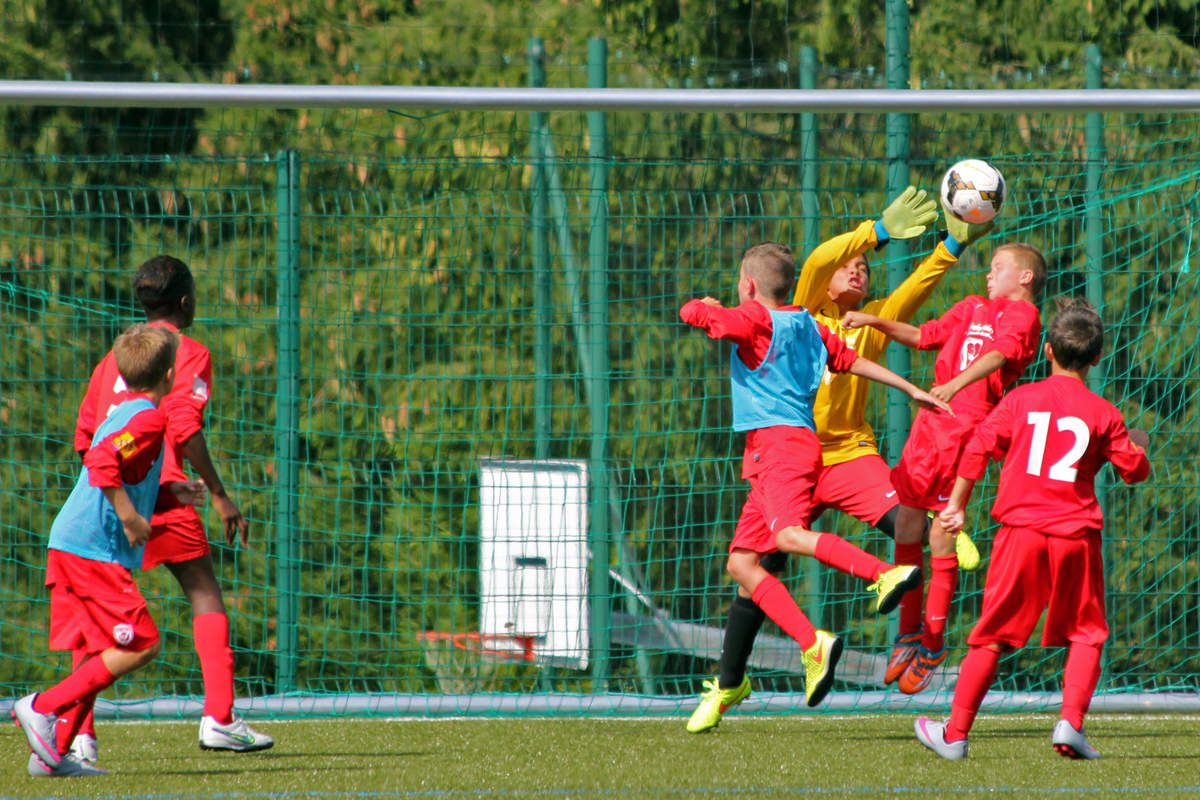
940,159,1006,223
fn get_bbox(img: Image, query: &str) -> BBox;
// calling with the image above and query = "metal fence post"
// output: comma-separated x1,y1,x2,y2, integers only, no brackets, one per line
274,148,301,692
530,37,551,460
587,36,612,691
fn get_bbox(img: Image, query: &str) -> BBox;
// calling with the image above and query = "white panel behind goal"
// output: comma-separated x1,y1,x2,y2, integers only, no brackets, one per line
479,459,589,669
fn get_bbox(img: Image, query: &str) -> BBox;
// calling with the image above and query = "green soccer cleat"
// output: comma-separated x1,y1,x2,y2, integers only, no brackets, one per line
955,530,982,572
803,630,844,707
685,675,751,733
868,565,922,615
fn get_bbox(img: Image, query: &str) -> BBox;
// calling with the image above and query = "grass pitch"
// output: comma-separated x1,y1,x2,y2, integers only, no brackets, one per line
3,714,1200,798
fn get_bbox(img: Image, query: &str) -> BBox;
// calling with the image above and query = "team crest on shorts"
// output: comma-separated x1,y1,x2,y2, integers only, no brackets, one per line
113,623,135,646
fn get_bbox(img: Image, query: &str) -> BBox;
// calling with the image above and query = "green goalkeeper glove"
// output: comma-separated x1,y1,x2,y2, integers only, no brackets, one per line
942,212,996,257
875,186,939,241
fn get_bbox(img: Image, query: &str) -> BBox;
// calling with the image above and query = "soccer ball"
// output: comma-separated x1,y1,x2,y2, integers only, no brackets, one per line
940,159,1006,223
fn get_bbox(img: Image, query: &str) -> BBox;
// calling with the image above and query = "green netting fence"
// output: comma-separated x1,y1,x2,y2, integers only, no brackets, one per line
2,58,1200,719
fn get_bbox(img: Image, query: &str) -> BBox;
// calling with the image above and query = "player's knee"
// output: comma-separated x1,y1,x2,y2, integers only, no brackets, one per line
894,506,927,544
928,526,956,556
774,526,817,555
724,554,748,583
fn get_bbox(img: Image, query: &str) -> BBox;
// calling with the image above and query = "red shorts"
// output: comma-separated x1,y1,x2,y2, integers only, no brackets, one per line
45,549,160,654
811,455,898,527
730,431,822,554
143,506,211,569
890,411,974,511
967,525,1108,649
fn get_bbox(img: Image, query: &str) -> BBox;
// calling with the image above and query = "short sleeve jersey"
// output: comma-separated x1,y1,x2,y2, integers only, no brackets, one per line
76,321,212,521
917,295,1041,421
958,374,1150,536
51,397,167,568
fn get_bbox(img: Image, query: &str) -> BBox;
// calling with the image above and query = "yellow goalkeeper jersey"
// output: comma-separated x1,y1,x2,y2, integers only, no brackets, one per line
791,219,959,466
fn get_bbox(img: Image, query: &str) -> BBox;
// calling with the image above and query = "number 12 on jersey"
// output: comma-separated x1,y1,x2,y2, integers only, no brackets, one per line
1025,411,1089,482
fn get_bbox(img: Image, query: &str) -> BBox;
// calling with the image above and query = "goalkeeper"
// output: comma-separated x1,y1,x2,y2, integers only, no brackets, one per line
687,185,994,733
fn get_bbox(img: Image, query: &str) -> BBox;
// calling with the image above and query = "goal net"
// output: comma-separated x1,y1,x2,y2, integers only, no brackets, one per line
2,61,1198,718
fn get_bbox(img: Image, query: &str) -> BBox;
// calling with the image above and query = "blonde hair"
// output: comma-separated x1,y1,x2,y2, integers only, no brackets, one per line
113,324,179,391
740,242,796,302
995,242,1047,298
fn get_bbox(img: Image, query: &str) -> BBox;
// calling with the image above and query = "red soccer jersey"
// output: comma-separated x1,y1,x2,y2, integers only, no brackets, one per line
83,397,168,490
678,300,859,373
76,321,212,521
680,299,859,479
957,373,1150,537
917,295,1041,421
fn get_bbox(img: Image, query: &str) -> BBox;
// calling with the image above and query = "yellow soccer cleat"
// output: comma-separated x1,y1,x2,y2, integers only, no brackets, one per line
927,510,982,572
685,675,751,733
868,565,922,615
955,530,981,572
803,630,844,707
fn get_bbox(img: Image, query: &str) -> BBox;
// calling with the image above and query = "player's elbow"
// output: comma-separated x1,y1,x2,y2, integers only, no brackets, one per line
1124,461,1151,484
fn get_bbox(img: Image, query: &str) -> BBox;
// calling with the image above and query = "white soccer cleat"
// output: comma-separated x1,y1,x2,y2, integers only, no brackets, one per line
914,716,968,760
13,694,62,768
28,752,109,777
69,733,99,764
199,714,275,752
1052,719,1101,759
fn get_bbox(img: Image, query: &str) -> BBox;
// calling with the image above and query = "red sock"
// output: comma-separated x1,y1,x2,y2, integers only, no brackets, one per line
946,646,1001,741
194,612,236,724
34,656,115,717
921,555,958,652
893,542,924,635
813,533,889,581
55,650,98,752
1061,643,1103,730
751,574,817,651
55,693,97,754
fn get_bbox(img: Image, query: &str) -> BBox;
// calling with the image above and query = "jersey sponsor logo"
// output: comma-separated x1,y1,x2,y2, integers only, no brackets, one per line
112,431,138,458
937,494,951,502
966,321,995,339
885,490,897,498
958,336,985,372
190,375,210,401
113,623,134,646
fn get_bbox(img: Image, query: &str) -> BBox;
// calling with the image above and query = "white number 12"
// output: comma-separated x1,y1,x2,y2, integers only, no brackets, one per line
1025,411,1090,482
